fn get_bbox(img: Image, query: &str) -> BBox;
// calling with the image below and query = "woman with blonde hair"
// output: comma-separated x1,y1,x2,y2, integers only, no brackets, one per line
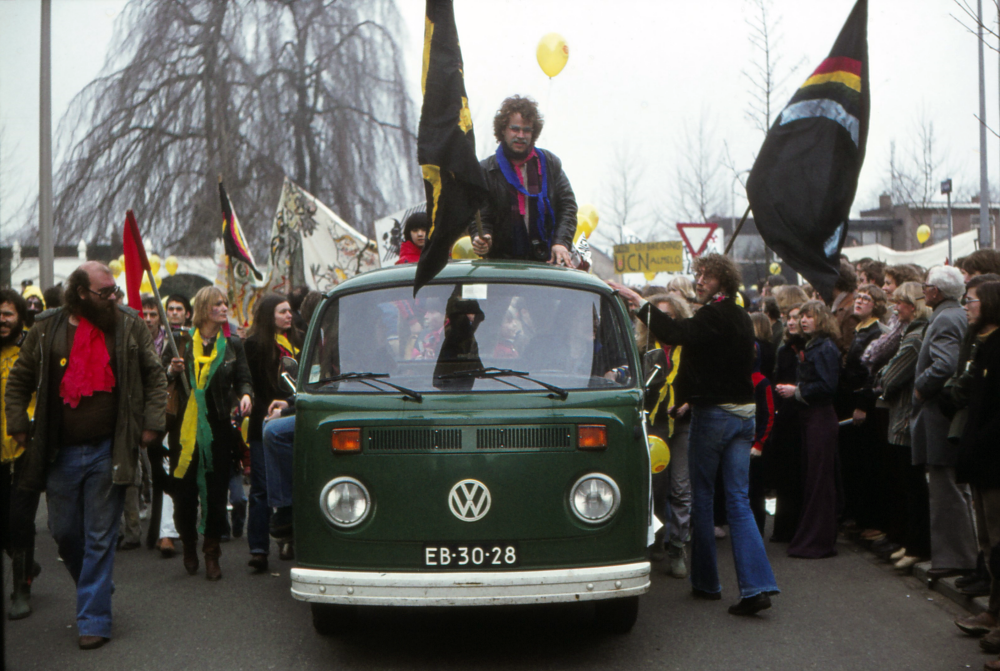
876,282,932,570
776,301,841,558
167,286,253,580
638,293,693,578
666,276,698,309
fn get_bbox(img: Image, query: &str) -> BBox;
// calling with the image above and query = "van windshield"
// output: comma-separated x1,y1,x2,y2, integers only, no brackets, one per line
304,282,635,395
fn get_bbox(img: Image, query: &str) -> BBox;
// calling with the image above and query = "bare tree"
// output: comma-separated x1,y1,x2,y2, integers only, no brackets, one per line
883,114,950,227
673,114,726,223
33,0,417,257
594,144,649,248
743,0,804,136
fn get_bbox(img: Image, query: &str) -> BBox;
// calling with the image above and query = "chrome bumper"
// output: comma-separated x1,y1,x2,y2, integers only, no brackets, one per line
290,562,650,606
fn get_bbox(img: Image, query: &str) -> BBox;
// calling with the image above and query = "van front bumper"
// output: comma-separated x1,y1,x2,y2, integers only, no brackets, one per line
290,561,650,606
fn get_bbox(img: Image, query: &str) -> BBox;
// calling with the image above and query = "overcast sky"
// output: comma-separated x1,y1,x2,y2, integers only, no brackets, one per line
1,0,997,251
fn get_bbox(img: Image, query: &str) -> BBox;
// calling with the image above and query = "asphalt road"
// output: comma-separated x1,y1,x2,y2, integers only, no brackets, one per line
2,503,989,671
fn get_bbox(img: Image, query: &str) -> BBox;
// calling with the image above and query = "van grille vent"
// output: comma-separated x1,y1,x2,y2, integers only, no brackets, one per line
367,428,462,451
476,427,573,450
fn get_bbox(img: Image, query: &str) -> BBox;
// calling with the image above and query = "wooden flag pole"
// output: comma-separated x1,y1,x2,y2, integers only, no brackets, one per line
146,267,189,394
724,204,752,256
474,210,484,239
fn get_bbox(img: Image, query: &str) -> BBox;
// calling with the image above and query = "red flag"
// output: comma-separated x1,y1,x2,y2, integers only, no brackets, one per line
122,210,152,309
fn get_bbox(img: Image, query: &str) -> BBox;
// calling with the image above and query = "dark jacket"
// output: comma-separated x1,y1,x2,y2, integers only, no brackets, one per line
470,149,577,261
956,329,1000,488
795,335,840,406
4,306,168,491
243,335,295,442
171,331,254,437
638,297,754,405
839,318,888,415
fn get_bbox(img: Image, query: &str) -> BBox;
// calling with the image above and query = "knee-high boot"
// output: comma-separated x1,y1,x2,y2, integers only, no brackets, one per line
181,534,199,575
203,537,222,581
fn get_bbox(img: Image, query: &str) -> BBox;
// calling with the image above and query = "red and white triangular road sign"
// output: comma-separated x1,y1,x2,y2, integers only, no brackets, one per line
676,223,719,258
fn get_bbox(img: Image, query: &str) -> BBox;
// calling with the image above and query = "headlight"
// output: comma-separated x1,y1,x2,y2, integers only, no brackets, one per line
320,477,371,528
570,474,620,524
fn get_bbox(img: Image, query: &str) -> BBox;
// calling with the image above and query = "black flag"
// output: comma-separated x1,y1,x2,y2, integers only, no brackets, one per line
414,0,488,295
746,0,869,301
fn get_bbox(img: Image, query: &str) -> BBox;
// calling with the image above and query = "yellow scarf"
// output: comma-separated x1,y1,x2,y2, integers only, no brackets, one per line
175,330,222,479
275,333,299,357
650,344,682,435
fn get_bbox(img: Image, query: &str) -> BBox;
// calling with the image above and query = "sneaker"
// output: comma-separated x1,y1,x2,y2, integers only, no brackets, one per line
728,593,772,616
890,547,907,562
956,611,998,637
894,555,920,572
714,526,727,539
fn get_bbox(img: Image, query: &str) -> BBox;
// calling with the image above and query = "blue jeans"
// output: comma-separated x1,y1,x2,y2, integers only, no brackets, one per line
262,415,295,509
247,439,271,555
46,438,125,638
688,406,779,599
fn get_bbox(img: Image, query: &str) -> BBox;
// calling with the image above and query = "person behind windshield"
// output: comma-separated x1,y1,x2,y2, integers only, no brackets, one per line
470,95,577,266
493,307,521,359
433,296,485,389
412,298,445,360
167,287,253,581
244,294,301,573
396,212,429,265
611,253,779,616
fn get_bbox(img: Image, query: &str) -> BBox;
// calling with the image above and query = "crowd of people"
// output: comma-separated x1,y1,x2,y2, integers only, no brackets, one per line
616,248,1000,664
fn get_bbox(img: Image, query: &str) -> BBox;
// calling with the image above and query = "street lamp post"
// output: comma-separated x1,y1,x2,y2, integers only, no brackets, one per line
942,178,953,264
38,0,53,289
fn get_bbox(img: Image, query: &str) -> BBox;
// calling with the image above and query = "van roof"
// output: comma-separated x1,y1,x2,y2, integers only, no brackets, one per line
329,260,613,296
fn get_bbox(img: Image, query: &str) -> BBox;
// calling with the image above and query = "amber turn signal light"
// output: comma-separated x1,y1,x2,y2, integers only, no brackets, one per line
577,425,607,450
331,428,361,453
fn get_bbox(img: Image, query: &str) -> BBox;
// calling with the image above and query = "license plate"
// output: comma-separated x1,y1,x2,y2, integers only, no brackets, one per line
423,542,519,568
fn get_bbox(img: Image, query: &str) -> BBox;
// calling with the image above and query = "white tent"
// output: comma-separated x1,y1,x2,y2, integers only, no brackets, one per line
841,231,979,267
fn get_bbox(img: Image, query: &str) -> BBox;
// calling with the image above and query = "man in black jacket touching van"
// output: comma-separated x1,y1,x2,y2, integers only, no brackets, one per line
611,253,779,616
469,95,577,266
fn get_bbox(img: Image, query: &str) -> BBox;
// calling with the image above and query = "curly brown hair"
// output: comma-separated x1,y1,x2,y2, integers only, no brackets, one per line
856,283,888,320
493,95,544,145
691,253,742,298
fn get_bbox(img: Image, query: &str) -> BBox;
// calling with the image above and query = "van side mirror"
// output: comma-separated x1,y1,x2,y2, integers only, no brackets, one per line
280,356,299,395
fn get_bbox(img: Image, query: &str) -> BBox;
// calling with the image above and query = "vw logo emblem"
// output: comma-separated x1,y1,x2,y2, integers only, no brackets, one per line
448,480,491,522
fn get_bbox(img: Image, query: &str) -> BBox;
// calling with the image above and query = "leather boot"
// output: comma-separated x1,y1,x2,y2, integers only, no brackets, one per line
182,535,199,575
8,549,33,620
203,537,222,581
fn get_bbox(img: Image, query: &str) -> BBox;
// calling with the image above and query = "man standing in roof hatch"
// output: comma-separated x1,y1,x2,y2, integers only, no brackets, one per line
470,95,577,267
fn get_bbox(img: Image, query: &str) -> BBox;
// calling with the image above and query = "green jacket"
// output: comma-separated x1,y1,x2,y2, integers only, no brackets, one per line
3,306,168,492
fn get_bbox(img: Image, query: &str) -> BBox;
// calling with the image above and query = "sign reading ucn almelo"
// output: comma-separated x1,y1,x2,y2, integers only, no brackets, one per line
613,241,684,274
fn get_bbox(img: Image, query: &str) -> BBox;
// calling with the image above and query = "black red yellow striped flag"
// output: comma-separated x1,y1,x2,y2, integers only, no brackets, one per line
746,0,868,301
414,0,488,295
219,179,262,281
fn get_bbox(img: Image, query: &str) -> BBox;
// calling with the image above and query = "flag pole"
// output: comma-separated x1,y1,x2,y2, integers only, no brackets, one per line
724,204,752,256
145,267,188,394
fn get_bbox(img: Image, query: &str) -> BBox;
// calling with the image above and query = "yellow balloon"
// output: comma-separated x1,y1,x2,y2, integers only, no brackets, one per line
574,213,595,242
916,224,931,244
536,32,569,78
140,275,152,294
648,435,670,474
165,255,179,276
149,254,161,276
118,254,125,267
108,259,122,278
451,236,477,260
644,271,657,281
155,275,162,288
578,203,599,231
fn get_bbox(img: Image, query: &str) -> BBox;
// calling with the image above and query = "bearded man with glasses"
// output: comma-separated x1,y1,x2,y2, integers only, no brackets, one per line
469,95,578,267
4,261,167,650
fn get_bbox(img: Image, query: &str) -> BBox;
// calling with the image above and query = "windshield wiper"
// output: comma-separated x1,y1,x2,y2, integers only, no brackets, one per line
435,367,568,400
316,372,422,402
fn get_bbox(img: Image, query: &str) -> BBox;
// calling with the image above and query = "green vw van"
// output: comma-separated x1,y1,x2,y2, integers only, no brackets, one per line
290,260,652,633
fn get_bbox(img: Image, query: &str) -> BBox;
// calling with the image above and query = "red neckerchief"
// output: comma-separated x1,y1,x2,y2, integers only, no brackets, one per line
60,316,115,408
510,148,539,217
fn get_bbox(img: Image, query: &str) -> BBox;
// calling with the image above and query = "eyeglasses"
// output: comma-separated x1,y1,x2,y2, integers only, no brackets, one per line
922,283,938,291
855,294,874,304
507,124,533,136
962,297,980,306
88,284,119,300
